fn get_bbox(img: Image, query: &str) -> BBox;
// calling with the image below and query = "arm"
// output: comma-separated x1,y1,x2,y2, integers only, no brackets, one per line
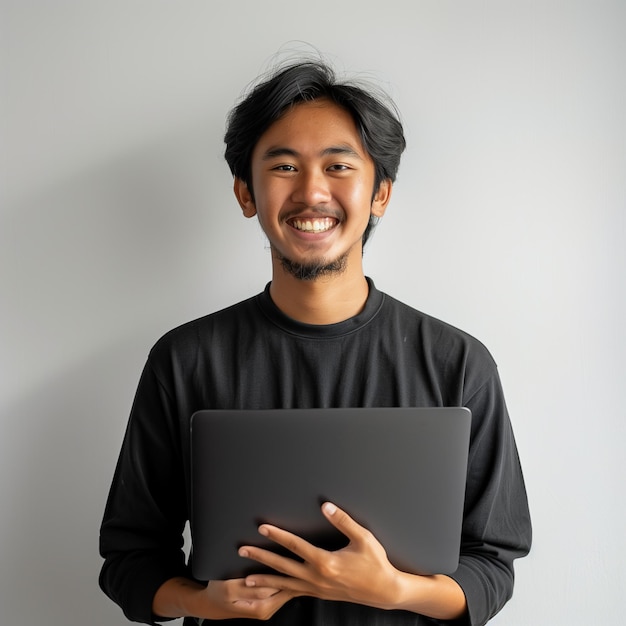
239,371,531,625
99,359,191,623
99,356,292,623
450,372,532,625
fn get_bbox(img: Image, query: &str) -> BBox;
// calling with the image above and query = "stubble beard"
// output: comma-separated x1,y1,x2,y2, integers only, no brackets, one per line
273,247,349,281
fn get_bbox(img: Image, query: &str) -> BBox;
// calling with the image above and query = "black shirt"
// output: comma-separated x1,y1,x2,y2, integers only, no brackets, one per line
99,280,531,625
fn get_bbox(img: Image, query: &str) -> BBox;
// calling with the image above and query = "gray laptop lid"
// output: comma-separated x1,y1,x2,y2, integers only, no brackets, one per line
190,407,471,581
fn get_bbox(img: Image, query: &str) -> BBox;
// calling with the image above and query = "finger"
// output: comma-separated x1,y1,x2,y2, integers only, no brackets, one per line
205,579,291,620
245,574,312,599
231,590,294,620
256,523,323,564
321,502,373,543
239,541,309,578
236,583,282,600
209,578,280,602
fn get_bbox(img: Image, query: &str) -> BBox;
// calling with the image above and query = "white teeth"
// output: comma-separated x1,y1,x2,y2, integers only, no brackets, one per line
292,218,335,232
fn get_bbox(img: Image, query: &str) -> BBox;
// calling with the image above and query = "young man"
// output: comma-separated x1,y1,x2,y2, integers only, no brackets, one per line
99,61,531,625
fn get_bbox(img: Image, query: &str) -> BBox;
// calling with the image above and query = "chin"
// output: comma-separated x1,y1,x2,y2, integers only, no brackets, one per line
278,253,348,281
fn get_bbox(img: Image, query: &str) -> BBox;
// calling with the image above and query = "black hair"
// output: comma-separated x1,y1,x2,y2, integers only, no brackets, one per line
224,61,406,246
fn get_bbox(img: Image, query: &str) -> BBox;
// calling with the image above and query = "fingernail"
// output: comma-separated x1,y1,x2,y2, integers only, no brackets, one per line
239,548,249,557
323,502,337,515
258,525,269,536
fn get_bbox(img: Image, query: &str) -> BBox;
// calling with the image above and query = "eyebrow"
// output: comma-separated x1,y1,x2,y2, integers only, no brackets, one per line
261,145,364,161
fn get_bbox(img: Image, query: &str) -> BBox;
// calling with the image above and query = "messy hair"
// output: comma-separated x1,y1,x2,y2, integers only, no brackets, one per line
224,60,406,245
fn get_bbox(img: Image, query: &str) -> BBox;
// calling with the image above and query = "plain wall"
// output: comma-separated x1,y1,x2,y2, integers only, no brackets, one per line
1,1,624,624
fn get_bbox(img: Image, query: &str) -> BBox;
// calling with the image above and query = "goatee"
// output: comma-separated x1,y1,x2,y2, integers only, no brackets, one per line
276,251,348,281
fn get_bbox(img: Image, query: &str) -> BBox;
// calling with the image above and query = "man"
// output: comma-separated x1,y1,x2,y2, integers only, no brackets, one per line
99,60,531,625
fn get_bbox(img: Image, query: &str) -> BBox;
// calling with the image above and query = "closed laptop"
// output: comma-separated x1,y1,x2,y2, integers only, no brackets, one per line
190,406,471,581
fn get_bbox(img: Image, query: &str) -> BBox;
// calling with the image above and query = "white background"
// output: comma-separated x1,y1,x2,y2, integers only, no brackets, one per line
1,1,624,624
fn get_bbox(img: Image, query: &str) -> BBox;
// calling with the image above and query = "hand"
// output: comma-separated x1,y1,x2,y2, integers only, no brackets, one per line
152,576,296,621
200,578,295,620
238,502,403,610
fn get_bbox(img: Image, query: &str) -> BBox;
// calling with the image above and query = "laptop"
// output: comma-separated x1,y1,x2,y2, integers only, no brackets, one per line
190,406,471,581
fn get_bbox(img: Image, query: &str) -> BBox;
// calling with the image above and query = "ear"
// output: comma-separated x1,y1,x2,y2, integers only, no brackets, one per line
233,178,257,218
371,179,392,218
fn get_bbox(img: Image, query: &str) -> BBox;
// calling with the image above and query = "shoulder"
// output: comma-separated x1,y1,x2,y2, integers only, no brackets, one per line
383,292,494,358
148,293,261,363
379,291,498,398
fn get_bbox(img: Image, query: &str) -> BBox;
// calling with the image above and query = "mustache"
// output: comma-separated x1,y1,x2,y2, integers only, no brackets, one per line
282,206,343,221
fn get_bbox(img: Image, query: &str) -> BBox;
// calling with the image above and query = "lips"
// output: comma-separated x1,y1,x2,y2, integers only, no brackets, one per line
288,216,337,233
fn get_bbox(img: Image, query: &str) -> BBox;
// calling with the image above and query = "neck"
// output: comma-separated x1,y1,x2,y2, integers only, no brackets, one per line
269,262,370,325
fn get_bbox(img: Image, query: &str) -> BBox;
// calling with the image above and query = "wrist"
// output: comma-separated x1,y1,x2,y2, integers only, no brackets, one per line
391,571,426,610
153,577,206,619
391,572,467,620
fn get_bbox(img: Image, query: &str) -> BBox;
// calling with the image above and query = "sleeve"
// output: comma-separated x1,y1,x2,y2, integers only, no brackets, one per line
449,370,532,626
99,356,191,624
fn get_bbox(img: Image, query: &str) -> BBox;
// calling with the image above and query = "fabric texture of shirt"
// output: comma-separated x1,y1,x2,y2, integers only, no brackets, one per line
99,280,531,625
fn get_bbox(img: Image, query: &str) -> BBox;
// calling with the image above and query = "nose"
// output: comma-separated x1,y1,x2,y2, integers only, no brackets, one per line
290,169,332,206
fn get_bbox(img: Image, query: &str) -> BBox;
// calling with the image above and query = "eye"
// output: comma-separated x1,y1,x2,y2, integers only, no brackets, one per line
272,164,296,172
327,164,350,172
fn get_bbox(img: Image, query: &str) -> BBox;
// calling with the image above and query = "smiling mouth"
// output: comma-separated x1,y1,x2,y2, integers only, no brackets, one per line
288,217,337,233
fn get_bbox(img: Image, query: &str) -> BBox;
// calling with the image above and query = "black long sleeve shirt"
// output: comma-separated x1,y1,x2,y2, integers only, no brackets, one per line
99,280,531,625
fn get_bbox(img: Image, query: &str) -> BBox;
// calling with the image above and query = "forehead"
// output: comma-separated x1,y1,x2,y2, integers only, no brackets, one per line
253,99,366,157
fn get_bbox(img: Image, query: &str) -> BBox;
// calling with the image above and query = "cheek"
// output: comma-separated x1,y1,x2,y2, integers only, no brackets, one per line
340,177,375,212
256,175,290,204
250,183,281,218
